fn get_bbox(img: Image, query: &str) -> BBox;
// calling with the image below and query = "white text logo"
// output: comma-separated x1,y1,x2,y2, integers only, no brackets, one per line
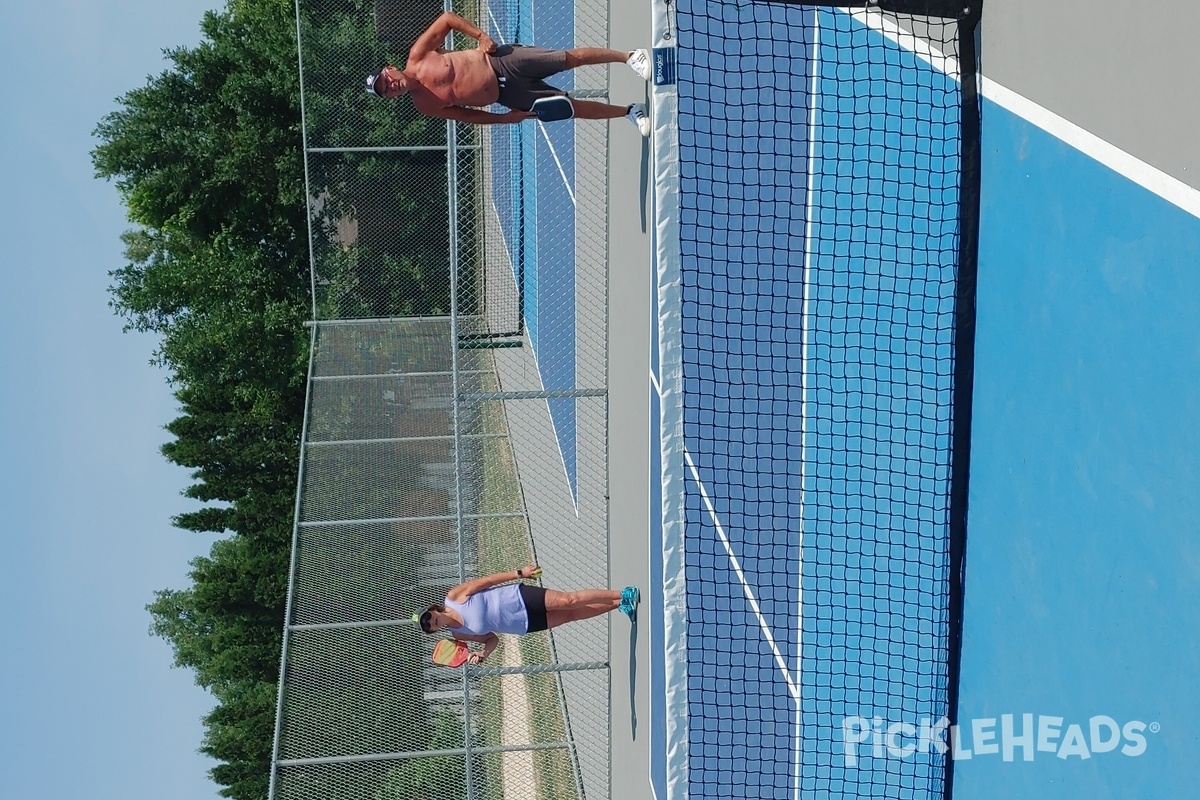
841,715,1157,765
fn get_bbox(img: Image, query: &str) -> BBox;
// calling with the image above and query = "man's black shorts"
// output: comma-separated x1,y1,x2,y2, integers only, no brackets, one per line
488,44,568,111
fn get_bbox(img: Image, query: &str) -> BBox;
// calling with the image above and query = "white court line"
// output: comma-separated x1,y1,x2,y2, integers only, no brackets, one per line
848,7,1200,220
485,6,577,208
484,191,581,516
979,76,1200,220
487,188,581,515
651,370,799,700
846,8,959,80
794,10,822,797
488,195,517,273
682,448,800,701
536,122,577,207
483,7,581,511
686,450,796,700
485,5,505,45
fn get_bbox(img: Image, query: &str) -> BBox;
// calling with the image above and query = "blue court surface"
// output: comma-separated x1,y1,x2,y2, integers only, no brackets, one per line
952,96,1200,799
486,0,580,497
650,2,1200,799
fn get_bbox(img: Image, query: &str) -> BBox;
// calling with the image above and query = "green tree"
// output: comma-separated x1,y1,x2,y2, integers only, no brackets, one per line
94,1,306,797
94,0,468,796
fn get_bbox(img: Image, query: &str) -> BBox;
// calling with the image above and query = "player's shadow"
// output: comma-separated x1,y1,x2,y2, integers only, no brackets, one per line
639,84,650,233
628,614,639,737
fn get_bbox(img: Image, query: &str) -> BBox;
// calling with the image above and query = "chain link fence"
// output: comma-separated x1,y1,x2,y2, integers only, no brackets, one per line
270,0,611,797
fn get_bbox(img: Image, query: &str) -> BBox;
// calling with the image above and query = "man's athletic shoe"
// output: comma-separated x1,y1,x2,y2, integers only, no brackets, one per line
618,586,641,621
626,104,650,138
627,49,652,81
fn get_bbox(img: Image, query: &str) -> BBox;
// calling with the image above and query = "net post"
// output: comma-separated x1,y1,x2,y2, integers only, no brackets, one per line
944,5,984,798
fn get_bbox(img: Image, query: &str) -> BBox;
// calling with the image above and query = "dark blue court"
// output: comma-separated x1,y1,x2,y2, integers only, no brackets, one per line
487,0,580,498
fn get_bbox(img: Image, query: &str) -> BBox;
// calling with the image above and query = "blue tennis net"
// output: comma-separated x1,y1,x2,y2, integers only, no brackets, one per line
656,2,980,798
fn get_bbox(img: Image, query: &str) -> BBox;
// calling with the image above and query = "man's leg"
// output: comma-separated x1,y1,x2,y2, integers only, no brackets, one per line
572,99,651,138
564,47,636,69
571,99,634,120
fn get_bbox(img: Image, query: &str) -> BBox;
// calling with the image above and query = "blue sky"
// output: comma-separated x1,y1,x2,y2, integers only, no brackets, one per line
1,3,228,798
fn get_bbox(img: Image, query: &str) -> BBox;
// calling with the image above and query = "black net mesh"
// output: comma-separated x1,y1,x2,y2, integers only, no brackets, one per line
674,3,974,798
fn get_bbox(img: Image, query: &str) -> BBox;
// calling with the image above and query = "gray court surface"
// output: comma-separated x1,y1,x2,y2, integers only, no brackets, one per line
483,108,612,798
490,338,612,800
607,0,655,798
980,0,1200,191
480,2,654,792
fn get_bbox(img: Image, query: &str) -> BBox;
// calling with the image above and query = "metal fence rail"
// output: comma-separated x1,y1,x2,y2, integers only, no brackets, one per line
270,0,611,797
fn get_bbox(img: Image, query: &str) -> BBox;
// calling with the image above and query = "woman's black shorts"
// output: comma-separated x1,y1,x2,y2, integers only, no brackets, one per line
519,583,548,632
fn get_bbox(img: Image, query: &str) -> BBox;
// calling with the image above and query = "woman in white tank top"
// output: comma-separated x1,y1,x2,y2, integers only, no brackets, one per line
415,564,640,665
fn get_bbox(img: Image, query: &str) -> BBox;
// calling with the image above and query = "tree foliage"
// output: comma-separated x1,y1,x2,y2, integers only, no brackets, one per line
95,0,467,796
94,1,306,797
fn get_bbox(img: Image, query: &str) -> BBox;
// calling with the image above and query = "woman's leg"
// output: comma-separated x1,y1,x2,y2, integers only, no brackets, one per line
544,588,622,610
545,605,615,629
541,589,623,629
564,47,633,69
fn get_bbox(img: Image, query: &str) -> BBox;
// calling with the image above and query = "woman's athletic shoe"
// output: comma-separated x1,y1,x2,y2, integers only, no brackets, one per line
619,586,641,621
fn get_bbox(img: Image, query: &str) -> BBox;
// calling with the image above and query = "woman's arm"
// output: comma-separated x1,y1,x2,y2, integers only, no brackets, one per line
447,564,540,602
451,632,501,664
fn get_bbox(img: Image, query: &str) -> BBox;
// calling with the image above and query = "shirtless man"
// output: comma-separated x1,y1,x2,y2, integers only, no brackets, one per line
365,12,651,136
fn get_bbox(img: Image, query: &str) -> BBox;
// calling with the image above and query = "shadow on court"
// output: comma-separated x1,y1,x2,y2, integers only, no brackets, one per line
639,83,650,233
628,617,639,738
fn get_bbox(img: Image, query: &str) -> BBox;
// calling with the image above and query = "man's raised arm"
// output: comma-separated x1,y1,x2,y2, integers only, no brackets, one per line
410,12,496,58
